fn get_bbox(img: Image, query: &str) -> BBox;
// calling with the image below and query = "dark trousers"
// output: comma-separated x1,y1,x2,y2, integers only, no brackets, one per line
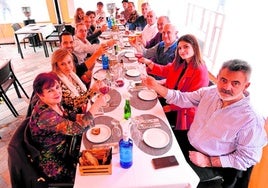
173,130,251,188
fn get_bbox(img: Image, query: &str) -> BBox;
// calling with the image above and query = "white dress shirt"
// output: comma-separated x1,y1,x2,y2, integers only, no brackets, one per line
142,23,158,43
73,36,99,64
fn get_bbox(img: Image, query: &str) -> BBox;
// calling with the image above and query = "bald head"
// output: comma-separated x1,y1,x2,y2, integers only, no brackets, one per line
162,23,178,46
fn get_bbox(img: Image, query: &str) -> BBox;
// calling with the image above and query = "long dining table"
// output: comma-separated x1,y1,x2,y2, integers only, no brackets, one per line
73,46,200,187
14,23,55,59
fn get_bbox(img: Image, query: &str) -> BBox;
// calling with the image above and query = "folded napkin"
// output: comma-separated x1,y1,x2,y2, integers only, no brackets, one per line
137,118,161,130
92,142,119,154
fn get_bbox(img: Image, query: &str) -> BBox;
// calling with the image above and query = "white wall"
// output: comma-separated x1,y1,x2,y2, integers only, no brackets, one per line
215,0,268,116
148,0,268,116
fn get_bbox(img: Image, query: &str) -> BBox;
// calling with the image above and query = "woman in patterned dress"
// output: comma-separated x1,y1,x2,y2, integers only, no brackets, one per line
28,72,105,182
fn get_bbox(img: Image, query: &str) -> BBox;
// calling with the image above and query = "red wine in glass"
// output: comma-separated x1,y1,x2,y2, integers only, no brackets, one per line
115,79,124,87
99,86,110,94
135,53,143,59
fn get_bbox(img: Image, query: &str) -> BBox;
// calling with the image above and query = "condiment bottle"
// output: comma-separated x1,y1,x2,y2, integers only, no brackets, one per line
119,131,133,168
124,99,131,120
102,54,109,70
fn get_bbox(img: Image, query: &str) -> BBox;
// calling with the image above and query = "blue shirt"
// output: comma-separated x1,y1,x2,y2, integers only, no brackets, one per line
143,40,178,66
166,85,267,170
128,15,146,31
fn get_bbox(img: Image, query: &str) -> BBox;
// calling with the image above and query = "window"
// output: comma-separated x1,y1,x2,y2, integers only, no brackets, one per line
71,0,124,18
0,0,49,24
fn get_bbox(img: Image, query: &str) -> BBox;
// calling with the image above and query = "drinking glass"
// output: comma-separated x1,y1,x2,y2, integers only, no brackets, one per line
98,79,111,104
138,63,147,79
128,34,136,44
134,52,143,59
111,119,121,137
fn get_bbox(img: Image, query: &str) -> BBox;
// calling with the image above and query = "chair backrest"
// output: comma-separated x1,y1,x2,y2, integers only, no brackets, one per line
11,23,22,31
57,23,66,35
8,117,74,188
0,60,13,86
23,19,36,26
7,117,45,188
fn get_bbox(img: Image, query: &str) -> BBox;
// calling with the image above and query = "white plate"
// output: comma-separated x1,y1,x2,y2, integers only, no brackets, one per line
124,42,131,47
100,34,112,39
143,128,169,148
126,69,140,77
138,89,157,100
86,124,111,143
91,93,111,103
125,52,135,58
93,70,107,80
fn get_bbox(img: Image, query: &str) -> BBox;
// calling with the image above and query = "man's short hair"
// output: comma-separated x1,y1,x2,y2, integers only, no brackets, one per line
122,0,128,3
97,2,103,6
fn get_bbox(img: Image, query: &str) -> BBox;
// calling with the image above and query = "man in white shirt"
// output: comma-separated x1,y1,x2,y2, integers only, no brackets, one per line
141,10,158,44
95,1,106,27
73,22,115,64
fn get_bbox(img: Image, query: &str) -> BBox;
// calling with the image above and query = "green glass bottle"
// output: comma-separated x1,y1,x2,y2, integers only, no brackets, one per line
124,99,131,120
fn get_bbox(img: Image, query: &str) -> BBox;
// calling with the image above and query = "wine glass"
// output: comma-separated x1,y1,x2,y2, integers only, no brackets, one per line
111,119,121,137
98,79,111,105
138,62,147,79
134,52,143,59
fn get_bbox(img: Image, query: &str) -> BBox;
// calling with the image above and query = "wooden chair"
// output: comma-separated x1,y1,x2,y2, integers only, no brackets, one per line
248,118,268,188
0,59,29,117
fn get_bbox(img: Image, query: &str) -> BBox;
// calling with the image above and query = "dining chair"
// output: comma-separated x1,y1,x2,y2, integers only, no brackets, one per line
11,23,37,52
8,117,74,188
0,60,29,117
197,167,253,188
43,23,65,54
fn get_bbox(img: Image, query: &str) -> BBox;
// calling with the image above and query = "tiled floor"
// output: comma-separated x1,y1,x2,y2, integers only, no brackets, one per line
0,43,53,188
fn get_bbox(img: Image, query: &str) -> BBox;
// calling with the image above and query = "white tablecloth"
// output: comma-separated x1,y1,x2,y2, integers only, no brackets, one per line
74,49,200,188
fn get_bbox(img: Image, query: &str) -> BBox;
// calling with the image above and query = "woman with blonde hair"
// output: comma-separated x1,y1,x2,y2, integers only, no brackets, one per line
51,48,105,115
74,7,85,24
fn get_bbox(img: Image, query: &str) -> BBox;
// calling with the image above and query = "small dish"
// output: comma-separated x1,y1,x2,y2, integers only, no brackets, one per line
100,34,112,39
138,89,157,100
125,52,135,58
91,93,111,103
126,69,140,77
93,69,107,80
143,128,169,148
124,42,131,47
86,124,111,143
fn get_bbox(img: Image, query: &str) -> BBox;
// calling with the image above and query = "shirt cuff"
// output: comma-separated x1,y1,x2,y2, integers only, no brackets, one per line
165,89,173,100
219,155,231,168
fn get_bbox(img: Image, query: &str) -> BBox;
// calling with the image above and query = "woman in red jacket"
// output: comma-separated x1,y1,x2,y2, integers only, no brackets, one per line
138,34,209,131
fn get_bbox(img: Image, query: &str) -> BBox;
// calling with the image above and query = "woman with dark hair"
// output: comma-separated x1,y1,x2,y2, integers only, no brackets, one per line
138,34,209,131
84,11,107,44
28,72,101,182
